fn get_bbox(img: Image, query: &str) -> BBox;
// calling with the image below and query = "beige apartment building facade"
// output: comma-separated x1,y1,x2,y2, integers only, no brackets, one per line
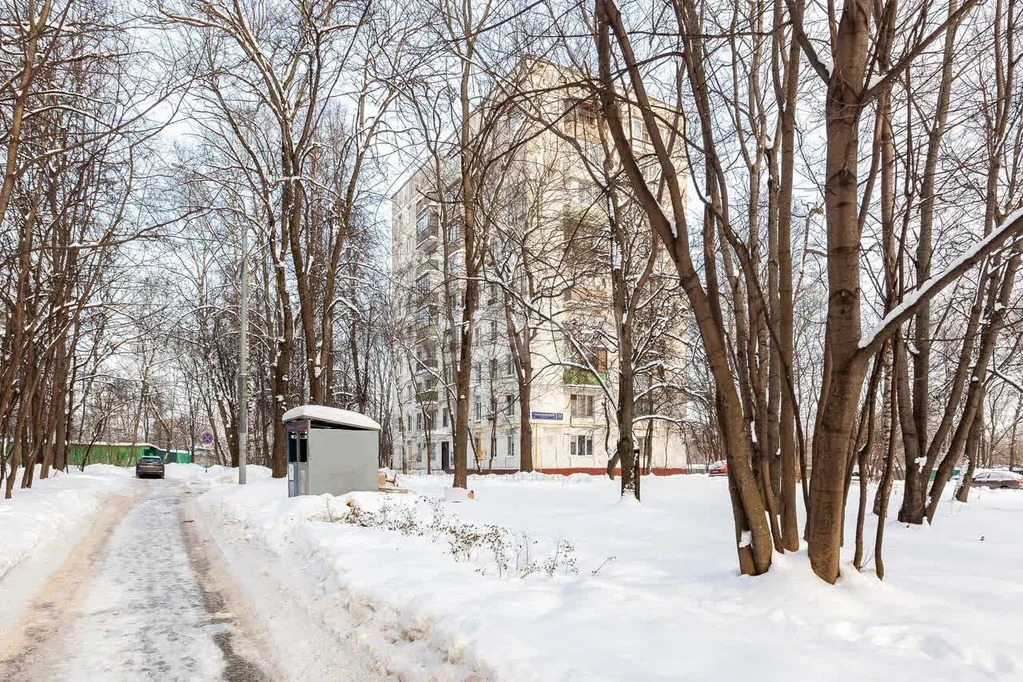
391,60,690,474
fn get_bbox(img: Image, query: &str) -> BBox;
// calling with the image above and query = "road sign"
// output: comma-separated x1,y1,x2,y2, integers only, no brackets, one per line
198,427,215,447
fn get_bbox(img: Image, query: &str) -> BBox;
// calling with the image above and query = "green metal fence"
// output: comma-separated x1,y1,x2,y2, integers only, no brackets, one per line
68,443,192,466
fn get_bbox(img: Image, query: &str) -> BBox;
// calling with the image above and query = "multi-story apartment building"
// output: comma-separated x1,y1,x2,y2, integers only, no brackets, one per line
391,59,689,474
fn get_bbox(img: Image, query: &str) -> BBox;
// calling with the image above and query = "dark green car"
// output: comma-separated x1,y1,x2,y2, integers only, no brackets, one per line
135,455,165,479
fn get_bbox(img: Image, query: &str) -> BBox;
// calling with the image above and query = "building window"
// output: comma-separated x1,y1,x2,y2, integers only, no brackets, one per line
475,400,482,422
505,394,515,416
570,434,593,457
507,432,516,460
566,178,579,201
566,178,589,205
489,358,498,379
631,117,650,142
571,394,594,418
416,274,430,296
474,362,481,383
442,408,449,427
505,356,514,376
488,282,498,304
416,413,422,430
636,396,653,417
446,220,459,244
490,319,498,340
563,97,600,138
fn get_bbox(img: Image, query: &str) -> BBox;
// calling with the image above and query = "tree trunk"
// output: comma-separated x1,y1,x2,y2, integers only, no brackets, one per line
596,0,772,574
774,0,802,554
452,35,483,491
925,259,1019,521
873,381,899,579
955,403,982,503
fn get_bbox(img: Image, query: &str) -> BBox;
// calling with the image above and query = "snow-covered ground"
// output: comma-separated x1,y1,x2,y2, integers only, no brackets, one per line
164,461,274,487
0,464,133,580
0,464,135,650
1,482,274,681
197,469,1023,682
195,466,477,680
2,464,1019,680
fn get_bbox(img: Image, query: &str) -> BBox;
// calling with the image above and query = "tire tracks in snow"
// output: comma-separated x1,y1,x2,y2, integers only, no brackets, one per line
180,490,280,682
1,481,276,681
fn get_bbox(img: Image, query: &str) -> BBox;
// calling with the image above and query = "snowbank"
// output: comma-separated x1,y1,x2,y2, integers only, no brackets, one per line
164,462,273,489
197,476,488,679
0,464,135,649
0,465,133,580
199,471,1023,682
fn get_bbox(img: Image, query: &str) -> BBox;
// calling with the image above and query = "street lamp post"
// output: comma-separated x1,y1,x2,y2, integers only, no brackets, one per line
238,225,248,485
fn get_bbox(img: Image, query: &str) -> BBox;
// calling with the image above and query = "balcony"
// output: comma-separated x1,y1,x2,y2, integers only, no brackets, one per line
415,355,439,372
417,389,438,403
416,302,439,320
416,207,440,247
419,233,439,255
416,254,441,277
563,368,607,386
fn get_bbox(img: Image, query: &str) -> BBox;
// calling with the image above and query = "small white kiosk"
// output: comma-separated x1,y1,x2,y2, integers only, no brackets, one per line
282,405,381,497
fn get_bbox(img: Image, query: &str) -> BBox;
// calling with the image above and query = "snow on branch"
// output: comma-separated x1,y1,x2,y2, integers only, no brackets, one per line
858,208,1023,355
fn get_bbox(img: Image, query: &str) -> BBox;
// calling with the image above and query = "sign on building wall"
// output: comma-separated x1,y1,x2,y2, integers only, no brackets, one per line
531,411,563,421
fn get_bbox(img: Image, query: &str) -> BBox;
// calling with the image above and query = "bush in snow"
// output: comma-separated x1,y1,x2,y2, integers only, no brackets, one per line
333,497,579,579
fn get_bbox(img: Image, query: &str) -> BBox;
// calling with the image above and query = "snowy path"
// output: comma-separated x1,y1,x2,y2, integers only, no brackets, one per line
0,481,273,681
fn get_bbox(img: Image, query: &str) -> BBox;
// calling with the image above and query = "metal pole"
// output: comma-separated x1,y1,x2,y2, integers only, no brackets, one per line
238,224,248,485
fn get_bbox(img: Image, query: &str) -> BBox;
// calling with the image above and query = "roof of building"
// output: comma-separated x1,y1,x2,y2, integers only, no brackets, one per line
282,405,382,431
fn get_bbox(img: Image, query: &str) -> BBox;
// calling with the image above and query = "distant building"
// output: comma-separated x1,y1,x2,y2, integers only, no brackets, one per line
391,59,689,474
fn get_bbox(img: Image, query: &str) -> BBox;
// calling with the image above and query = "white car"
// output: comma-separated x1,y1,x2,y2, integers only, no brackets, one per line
971,470,1023,490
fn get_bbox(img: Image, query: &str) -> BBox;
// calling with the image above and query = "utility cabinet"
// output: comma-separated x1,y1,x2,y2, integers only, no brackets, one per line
281,405,381,497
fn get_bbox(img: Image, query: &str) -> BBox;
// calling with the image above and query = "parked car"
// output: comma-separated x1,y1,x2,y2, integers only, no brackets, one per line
135,455,165,479
971,470,1023,490
708,460,728,477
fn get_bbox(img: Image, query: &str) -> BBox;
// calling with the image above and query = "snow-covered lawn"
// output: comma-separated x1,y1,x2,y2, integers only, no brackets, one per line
199,471,1022,681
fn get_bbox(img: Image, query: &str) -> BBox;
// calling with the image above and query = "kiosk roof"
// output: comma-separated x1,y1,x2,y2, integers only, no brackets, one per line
281,405,381,431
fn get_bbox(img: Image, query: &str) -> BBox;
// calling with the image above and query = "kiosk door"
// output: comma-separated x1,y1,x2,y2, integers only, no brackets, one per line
297,436,308,494
287,431,309,496
287,432,298,496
